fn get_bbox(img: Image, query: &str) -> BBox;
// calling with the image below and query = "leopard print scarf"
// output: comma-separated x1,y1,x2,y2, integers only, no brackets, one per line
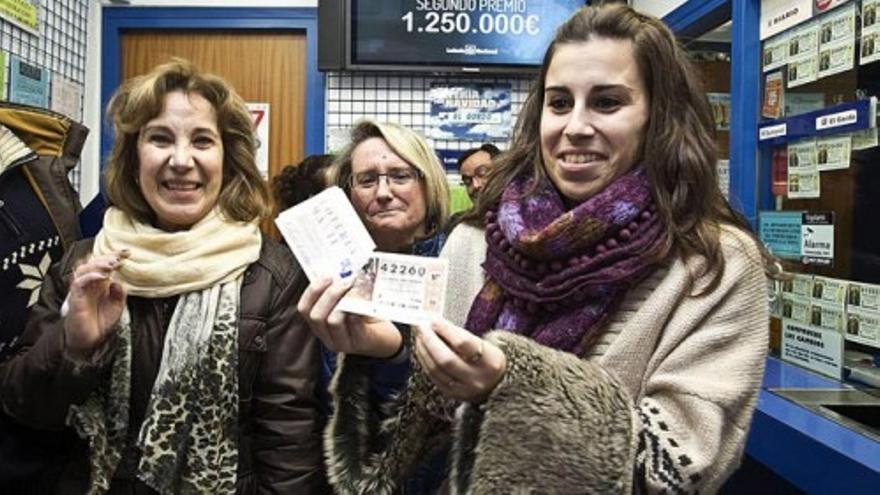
67,279,240,494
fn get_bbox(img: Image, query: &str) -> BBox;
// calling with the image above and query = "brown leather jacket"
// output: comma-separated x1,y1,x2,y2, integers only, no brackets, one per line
0,238,328,494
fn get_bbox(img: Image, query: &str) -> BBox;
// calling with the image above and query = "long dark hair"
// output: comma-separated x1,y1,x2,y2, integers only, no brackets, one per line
475,4,777,291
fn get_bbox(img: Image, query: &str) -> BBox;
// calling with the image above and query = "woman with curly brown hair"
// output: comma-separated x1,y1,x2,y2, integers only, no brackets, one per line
0,59,326,493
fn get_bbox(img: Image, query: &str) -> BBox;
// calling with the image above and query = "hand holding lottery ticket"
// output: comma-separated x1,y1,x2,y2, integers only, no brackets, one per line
296,276,406,358
275,187,376,282
277,187,449,326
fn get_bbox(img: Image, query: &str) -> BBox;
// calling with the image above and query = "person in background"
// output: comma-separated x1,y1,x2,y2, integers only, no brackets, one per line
329,120,449,256
272,153,335,211
0,59,326,493
458,143,500,203
297,119,450,492
305,4,777,493
444,143,501,234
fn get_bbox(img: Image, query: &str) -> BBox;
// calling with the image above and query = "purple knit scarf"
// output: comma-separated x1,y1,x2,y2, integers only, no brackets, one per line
465,167,667,356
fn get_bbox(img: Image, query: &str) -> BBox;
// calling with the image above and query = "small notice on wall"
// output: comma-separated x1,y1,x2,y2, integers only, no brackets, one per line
0,0,40,36
50,75,83,121
781,319,843,379
801,211,834,266
759,210,835,266
246,103,270,179
760,210,803,259
9,56,48,107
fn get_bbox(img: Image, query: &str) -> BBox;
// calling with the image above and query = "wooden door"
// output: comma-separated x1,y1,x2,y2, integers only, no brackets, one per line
121,30,307,236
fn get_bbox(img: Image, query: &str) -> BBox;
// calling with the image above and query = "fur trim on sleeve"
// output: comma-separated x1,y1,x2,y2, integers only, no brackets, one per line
450,331,635,494
324,350,456,494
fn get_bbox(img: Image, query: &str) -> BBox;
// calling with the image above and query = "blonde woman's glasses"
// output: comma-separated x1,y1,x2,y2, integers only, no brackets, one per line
351,167,422,190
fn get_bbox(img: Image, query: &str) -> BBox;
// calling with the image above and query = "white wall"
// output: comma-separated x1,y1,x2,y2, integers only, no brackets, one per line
629,0,687,19
80,0,319,205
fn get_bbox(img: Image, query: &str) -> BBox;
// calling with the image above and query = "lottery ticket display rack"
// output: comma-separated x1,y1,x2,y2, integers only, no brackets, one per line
757,1,880,388
666,0,880,492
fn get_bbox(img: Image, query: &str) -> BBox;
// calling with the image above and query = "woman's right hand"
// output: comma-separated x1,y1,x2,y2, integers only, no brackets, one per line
64,251,129,360
297,277,403,358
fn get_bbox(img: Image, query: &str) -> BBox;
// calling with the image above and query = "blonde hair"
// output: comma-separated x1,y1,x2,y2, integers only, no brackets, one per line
331,120,450,237
104,58,269,226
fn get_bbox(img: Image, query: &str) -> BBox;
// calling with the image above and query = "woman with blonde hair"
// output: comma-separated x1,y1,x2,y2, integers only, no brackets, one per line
299,120,451,492
0,59,326,493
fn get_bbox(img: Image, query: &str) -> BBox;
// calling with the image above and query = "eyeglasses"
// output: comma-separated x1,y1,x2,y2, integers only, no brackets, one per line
351,167,422,190
460,165,489,187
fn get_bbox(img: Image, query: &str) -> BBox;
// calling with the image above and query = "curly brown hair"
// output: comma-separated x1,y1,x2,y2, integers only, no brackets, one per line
272,154,335,210
104,58,269,226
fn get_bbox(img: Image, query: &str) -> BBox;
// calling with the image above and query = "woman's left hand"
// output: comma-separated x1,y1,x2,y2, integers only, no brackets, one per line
414,320,506,403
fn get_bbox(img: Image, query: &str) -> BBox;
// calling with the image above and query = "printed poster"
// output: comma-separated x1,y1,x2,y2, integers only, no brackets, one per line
759,210,835,265
428,83,511,141
246,103,270,179
0,0,39,36
759,210,803,259
50,75,83,121
9,56,48,108
801,211,834,266
781,319,843,379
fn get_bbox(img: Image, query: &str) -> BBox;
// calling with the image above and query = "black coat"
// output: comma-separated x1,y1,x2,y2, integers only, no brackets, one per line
0,239,328,494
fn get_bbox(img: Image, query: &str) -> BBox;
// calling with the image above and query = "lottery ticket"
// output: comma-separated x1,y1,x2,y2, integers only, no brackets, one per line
275,186,448,324
275,186,376,282
337,252,448,326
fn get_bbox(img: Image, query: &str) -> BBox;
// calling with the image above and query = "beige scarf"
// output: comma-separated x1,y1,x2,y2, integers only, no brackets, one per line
93,206,261,297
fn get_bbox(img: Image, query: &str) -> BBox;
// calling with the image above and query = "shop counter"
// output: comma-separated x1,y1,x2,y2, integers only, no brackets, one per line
745,356,880,492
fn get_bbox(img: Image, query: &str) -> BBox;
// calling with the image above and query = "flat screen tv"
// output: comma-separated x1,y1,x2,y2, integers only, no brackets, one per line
347,0,586,73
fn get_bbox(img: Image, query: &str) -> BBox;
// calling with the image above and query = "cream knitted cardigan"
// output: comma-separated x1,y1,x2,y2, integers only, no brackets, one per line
324,222,769,494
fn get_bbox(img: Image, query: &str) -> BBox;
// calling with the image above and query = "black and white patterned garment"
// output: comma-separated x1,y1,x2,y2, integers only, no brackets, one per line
68,280,240,494
635,397,704,494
